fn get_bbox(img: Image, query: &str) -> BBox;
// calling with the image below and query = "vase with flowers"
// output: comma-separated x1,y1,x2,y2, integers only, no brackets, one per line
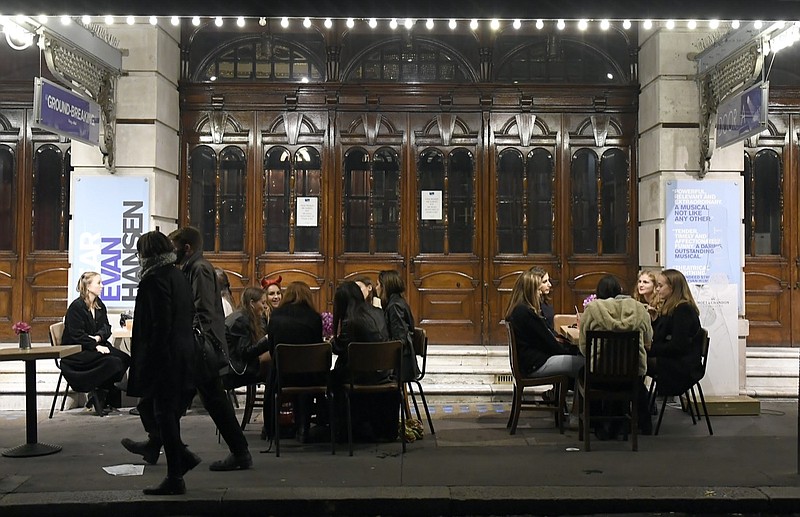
12,321,32,349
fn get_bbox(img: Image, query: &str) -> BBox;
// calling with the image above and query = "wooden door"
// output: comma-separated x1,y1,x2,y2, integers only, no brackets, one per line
744,111,800,346
0,109,71,341
486,111,638,344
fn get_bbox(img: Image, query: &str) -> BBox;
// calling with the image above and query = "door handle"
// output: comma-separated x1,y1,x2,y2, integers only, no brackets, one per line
409,256,416,274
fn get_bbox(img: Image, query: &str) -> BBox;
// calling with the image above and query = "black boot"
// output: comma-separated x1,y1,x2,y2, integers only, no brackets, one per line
88,390,107,417
121,437,161,464
142,476,185,495
209,451,252,471
182,447,202,475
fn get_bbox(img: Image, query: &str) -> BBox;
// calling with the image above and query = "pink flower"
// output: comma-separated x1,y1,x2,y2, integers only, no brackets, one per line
12,321,31,335
321,312,334,340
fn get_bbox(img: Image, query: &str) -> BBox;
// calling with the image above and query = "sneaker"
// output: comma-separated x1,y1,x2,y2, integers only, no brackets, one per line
121,437,161,464
209,451,252,471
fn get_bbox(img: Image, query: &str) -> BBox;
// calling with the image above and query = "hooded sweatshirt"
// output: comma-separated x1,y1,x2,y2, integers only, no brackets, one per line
578,295,652,375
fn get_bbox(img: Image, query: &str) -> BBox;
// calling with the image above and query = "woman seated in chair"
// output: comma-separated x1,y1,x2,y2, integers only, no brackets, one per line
260,275,282,325
648,269,703,397
354,274,382,309
223,287,270,390
505,268,584,380
633,269,659,309
330,281,396,441
61,271,131,415
579,275,653,436
266,281,324,441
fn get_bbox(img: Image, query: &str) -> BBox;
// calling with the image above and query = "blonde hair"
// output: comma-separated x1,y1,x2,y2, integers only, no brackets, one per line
633,269,658,305
658,269,699,317
76,271,101,309
504,268,546,319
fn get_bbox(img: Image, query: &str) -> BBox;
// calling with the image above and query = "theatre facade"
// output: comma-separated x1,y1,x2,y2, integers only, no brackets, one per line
0,16,799,352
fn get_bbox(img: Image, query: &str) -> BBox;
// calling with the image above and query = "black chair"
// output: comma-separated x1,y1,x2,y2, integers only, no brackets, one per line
651,327,713,436
345,340,405,456
48,322,70,418
576,330,641,451
505,322,568,434
240,382,266,431
272,343,334,456
406,326,435,435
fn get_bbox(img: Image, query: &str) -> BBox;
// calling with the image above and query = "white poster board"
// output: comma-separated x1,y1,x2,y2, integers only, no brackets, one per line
70,176,149,309
297,197,318,227
421,190,442,220
666,179,742,396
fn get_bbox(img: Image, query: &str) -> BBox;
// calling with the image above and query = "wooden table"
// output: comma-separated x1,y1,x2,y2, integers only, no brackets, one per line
560,325,580,345
0,345,80,457
111,327,131,352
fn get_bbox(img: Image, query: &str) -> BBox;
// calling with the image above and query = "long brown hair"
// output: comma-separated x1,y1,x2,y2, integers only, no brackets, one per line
240,287,266,344
658,269,699,317
504,268,546,319
76,271,101,309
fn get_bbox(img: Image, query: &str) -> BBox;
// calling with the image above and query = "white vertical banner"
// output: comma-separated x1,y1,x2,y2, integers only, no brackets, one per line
69,176,150,309
690,282,739,396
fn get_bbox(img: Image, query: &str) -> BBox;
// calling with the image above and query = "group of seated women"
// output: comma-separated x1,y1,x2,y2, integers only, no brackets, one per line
505,265,704,439
218,269,417,443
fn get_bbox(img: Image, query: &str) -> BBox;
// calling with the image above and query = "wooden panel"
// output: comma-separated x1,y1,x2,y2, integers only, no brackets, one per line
412,266,480,345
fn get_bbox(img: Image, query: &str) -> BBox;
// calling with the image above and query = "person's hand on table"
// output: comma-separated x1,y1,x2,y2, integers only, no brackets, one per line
96,345,110,354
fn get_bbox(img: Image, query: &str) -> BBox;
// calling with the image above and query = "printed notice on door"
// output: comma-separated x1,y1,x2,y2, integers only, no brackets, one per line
421,190,442,220
297,197,318,227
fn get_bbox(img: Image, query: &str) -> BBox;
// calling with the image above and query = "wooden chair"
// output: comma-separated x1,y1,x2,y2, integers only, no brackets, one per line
651,327,713,436
272,343,334,456
505,322,568,435
406,327,435,434
48,322,70,418
240,382,265,431
576,330,641,451
345,340,404,456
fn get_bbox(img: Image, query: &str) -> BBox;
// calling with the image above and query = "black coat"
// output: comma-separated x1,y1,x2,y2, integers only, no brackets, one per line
127,265,196,398
180,252,228,356
384,293,419,382
60,297,129,392
508,304,572,376
650,303,703,395
266,303,323,353
332,305,390,373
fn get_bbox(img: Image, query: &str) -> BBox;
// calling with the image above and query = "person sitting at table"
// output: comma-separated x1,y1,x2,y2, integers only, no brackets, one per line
633,270,659,309
330,281,395,441
223,287,270,390
215,268,235,317
528,266,556,330
266,281,323,442
354,274,382,309
260,275,283,322
505,268,584,380
61,271,131,416
578,275,653,437
648,269,703,398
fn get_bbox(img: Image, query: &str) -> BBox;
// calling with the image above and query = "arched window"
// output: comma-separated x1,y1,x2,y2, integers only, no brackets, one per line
418,149,446,253
195,36,324,82
448,148,474,253
0,145,15,250
527,148,554,253
294,146,321,252
344,38,474,82
33,144,70,250
497,149,524,253
744,149,781,255
264,147,291,252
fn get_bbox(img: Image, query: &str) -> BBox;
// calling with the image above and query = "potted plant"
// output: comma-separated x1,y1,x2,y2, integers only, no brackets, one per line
12,321,32,349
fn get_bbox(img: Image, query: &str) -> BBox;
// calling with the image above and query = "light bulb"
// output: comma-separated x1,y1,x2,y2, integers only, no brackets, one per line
192,16,200,27
368,18,377,29
389,18,398,29
60,15,71,25
280,17,289,28
215,17,223,27
687,20,697,30
449,19,457,30
622,19,631,30
643,19,652,30
303,17,311,28
323,18,332,29
346,18,354,28
105,15,114,25
237,17,245,28
81,15,91,24
556,19,565,30
171,16,180,26
731,20,740,29
490,19,500,31
470,19,478,30
126,16,135,25
535,19,544,30
259,17,267,27
600,19,610,30
578,19,588,31
149,16,158,26
513,19,521,30
426,19,434,30
665,20,675,30
709,19,719,29
404,18,413,29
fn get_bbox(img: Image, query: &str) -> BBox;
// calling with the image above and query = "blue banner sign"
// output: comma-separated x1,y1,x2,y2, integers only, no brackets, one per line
715,81,768,149
70,176,150,309
32,77,100,146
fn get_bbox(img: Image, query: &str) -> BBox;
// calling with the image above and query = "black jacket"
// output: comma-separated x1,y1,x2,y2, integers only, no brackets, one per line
332,305,390,372
127,265,196,397
266,303,323,354
508,304,572,376
63,297,113,351
384,293,419,382
650,303,703,394
225,309,269,379
180,251,228,356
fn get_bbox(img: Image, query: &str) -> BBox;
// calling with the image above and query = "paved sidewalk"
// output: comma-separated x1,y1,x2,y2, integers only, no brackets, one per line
0,399,799,516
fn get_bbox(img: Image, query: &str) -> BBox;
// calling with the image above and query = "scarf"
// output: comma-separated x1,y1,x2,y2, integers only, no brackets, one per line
139,251,177,280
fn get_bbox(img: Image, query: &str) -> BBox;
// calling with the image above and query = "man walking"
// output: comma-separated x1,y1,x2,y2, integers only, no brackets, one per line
122,226,252,471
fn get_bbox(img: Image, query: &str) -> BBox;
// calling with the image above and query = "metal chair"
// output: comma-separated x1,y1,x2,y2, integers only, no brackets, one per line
48,322,71,418
576,330,641,451
406,327,435,434
505,322,568,434
651,327,713,436
272,343,334,456
345,340,404,456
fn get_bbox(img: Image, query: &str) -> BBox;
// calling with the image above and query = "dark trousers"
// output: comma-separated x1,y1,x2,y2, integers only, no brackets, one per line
138,389,190,478
138,376,249,457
